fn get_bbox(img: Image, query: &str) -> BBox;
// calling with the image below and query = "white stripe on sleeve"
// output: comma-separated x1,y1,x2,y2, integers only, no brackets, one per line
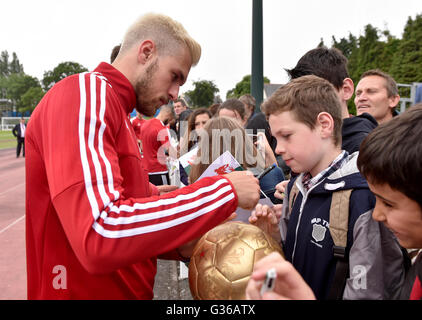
79,72,100,220
78,72,236,238
93,192,235,238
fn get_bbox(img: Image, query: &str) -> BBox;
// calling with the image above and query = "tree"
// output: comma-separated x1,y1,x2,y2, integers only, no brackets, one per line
226,75,270,99
4,73,42,109
0,51,10,77
184,79,219,108
332,33,357,59
0,76,7,98
0,50,43,114
326,14,422,114
347,24,385,82
42,61,88,91
19,87,45,113
390,14,422,84
9,52,24,74
0,50,24,76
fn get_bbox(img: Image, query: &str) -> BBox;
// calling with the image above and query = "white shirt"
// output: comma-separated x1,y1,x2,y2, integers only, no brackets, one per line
20,123,25,138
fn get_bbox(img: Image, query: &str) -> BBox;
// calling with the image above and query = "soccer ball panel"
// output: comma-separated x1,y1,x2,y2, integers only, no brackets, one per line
189,221,284,300
215,238,255,281
197,266,233,300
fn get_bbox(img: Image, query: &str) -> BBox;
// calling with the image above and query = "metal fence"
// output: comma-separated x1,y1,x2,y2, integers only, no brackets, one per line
397,82,422,112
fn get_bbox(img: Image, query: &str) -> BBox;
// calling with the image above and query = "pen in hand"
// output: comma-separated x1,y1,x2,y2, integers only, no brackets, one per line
256,164,277,201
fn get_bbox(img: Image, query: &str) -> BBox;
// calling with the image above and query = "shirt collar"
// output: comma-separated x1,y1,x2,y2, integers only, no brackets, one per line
302,150,349,191
93,62,136,115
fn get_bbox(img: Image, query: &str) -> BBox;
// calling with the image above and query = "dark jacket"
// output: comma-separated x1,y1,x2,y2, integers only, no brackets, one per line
281,152,405,300
400,252,422,300
12,123,26,139
342,113,377,154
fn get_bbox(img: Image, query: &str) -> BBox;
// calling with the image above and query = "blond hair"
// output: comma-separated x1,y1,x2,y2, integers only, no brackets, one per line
120,13,201,66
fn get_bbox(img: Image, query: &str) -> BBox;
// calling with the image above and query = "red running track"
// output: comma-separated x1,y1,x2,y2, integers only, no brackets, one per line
0,148,26,300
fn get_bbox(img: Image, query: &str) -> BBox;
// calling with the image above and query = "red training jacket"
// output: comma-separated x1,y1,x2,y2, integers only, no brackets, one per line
25,62,238,299
140,118,170,173
131,116,145,141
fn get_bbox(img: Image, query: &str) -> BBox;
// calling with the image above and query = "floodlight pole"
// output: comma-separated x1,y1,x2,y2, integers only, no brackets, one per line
251,0,263,111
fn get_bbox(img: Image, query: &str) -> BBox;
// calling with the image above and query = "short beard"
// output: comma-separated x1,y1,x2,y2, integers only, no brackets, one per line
135,59,159,116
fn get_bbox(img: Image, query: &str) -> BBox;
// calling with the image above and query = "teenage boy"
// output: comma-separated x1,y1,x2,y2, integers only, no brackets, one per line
255,75,405,300
246,104,422,300
357,104,422,299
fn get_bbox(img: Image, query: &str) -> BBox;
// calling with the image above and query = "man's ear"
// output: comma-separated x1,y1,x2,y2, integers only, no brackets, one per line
389,94,401,108
137,40,155,64
340,78,354,101
317,112,335,138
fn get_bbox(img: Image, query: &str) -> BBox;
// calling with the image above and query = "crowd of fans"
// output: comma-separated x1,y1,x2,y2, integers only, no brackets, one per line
131,45,422,301
24,12,421,301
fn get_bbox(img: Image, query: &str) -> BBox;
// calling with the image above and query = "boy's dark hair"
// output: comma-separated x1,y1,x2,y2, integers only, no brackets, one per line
208,103,220,117
286,47,349,90
357,103,422,209
110,44,121,63
263,75,343,146
218,98,246,121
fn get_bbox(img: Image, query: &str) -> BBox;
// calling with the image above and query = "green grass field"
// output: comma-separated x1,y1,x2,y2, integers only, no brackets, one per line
0,130,16,150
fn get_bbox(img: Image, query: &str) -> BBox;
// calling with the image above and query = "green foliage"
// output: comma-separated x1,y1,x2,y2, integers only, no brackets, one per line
0,50,23,77
0,51,10,77
329,13,422,114
390,15,422,84
42,61,88,91
4,73,42,111
0,54,88,114
9,52,24,74
20,87,45,112
0,50,40,113
332,33,357,59
226,75,270,99
184,79,219,108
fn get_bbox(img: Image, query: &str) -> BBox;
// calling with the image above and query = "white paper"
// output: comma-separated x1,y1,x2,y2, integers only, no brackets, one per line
197,150,242,181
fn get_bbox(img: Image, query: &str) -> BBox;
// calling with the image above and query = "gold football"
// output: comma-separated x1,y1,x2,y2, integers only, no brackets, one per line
188,221,283,300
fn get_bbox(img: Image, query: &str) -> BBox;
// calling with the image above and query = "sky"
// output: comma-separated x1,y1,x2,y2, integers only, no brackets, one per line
1,0,421,99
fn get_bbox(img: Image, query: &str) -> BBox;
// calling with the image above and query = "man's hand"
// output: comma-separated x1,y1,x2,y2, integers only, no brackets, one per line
245,252,316,300
224,171,260,210
157,185,179,195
